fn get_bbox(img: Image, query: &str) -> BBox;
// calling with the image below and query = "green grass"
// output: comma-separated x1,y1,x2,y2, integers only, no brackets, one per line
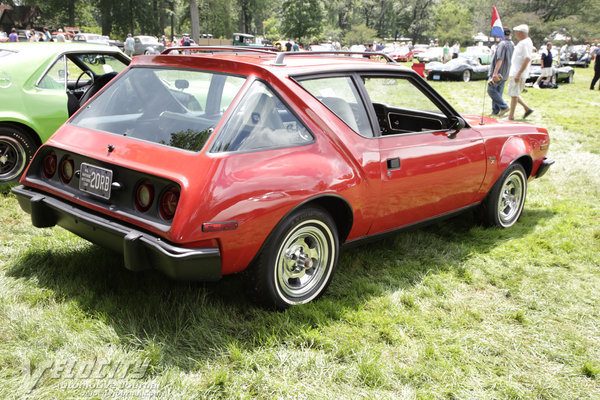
1,67,600,399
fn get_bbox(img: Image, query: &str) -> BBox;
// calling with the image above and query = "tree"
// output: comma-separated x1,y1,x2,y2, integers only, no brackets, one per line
280,0,324,41
432,0,473,45
394,0,438,44
344,23,377,45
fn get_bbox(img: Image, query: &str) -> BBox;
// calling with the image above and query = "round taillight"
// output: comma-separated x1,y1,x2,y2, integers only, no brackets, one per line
159,186,180,220
60,157,74,183
43,152,57,179
135,181,154,212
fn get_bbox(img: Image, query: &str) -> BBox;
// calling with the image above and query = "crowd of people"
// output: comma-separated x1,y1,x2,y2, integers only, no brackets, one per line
488,24,600,120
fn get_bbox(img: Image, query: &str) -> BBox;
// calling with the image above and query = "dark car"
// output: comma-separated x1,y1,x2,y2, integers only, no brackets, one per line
560,45,591,68
13,49,553,309
527,60,574,84
425,57,489,82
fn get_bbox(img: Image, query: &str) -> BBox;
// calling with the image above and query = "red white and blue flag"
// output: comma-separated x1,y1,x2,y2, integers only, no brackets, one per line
491,6,504,39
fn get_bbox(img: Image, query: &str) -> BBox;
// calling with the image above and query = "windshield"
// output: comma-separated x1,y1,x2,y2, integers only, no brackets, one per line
70,68,246,152
140,37,158,44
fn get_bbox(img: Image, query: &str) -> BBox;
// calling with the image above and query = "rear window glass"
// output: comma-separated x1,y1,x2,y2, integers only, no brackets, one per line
70,68,246,152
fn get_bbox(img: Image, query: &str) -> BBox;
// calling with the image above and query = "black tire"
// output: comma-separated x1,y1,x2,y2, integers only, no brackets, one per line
462,70,471,82
246,207,339,309
0,124,37,183
478,163,527,228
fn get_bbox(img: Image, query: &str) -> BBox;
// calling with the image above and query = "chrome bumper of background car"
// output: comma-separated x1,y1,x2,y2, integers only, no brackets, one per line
12,185,222,281
535,158,555,179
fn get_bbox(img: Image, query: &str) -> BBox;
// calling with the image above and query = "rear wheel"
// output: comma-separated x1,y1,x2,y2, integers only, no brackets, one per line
478,163,527,228
0,124,37,183
247,207,339,309
462,70,471,82
567,71,574,83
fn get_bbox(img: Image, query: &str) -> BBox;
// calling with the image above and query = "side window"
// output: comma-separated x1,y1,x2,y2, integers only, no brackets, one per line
211,81,313,153
299,76,373,138
38,56,67,90
362,76,447,135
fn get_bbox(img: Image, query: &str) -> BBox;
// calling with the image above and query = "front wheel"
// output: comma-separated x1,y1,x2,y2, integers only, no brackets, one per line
567,71,574,83
478,163,527,228
462,69,471,82
0,124,37,183
247,207,339,309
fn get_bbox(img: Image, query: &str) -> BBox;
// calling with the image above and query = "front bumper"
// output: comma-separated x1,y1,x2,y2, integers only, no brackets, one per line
535,158,555,179
12,185,222,281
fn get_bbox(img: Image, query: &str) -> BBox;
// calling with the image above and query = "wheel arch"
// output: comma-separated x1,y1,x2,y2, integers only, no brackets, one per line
499,137,533,177
0,120,42,148
288,194,354,243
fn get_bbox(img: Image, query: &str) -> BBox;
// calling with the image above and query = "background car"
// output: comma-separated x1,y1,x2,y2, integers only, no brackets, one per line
416,47,443,63
460,45,492,64
527,59,574,84
0,32,7,42
560,45,591,67
13,50,552,309
0,43,130,182
389,46,414,62
425,57,489,82
133,35,165,55
72,33,110,46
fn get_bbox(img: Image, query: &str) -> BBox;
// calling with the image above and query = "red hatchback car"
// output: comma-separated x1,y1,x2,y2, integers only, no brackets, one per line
13,48,553,309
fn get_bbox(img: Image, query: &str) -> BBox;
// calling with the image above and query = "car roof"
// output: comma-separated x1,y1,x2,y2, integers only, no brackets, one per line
0,42,121,56
132,51,412,77
0,42,127,76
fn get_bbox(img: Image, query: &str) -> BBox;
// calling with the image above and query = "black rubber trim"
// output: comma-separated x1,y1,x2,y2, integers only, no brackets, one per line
12,185,222,281
535,158,554,179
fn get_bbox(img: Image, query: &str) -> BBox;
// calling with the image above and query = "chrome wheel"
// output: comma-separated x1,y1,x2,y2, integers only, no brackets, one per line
462,70,471,82
478,163,528,228
275,219,335,302
248,207,339,309
0,136,27,182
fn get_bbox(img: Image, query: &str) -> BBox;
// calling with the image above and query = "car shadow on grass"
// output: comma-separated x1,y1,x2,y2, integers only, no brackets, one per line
6,208,554,372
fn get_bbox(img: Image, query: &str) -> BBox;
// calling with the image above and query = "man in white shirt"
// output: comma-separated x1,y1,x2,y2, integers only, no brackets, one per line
507,24,534,120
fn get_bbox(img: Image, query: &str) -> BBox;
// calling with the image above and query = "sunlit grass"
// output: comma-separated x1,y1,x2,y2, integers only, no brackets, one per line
1,66,599,399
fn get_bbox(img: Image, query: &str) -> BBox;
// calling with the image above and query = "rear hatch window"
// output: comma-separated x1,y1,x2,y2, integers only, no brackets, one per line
70,67,246,152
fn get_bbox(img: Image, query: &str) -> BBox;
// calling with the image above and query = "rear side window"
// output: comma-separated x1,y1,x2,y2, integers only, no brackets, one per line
211,81,313,153
70,67,245,152
299,76,373,138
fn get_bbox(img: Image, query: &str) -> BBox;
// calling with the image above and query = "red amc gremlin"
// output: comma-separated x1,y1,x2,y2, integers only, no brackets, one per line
13,48,554,309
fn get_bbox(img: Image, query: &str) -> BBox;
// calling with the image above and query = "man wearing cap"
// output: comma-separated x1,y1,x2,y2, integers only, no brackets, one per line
488,27,514,116
124,33,135,57
507,24,534,120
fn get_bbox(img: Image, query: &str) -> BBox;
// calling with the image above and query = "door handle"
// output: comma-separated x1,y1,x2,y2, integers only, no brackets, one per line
386,158,401,170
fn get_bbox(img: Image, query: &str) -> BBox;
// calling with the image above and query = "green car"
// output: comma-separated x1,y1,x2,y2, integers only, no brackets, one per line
0,42,130,182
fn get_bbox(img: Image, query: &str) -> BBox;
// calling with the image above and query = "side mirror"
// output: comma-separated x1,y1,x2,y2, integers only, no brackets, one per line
175,79,189,90
447,116,465,139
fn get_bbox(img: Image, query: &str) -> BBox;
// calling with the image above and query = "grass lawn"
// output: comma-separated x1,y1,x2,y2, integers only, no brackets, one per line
1,66,599,399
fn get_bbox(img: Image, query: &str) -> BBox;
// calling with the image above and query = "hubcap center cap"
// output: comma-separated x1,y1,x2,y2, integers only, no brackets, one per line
285,244,313,274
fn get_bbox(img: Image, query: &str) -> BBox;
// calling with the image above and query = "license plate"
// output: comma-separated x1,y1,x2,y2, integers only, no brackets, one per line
433,75,440,80
79,163,113,199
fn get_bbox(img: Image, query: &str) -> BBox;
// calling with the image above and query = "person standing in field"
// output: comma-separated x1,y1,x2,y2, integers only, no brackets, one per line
507,24,534,120
124,34,135,57
488,27,514,116
534,42,553,88
590,45,600,90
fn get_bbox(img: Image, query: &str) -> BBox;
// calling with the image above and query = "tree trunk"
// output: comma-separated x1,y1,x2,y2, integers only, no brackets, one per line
190,0,200,43
68,0,75,27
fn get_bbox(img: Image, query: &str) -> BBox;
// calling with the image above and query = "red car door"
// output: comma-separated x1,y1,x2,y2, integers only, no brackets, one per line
359,75,487,233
